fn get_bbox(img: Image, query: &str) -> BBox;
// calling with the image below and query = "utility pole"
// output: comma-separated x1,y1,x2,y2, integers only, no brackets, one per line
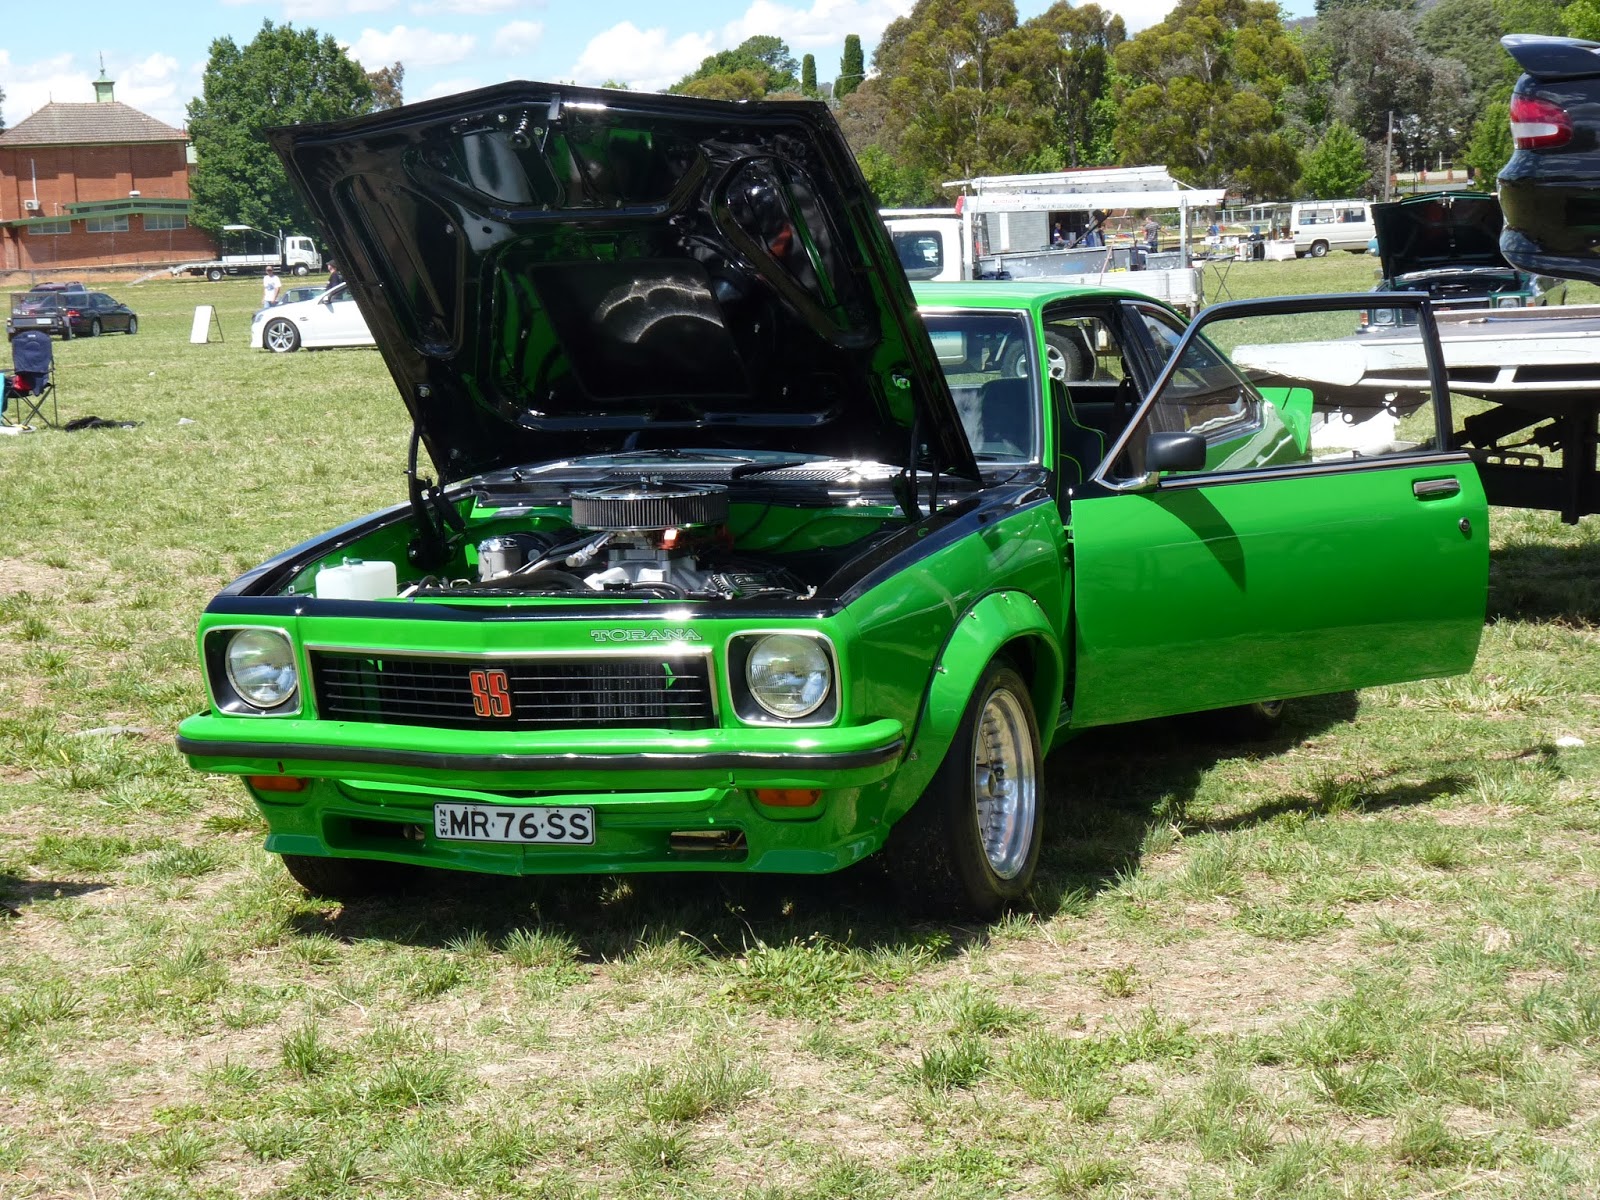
1383,111,1394,202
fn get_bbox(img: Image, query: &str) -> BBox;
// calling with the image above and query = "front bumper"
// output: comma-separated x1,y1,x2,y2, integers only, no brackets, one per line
178,715,908,875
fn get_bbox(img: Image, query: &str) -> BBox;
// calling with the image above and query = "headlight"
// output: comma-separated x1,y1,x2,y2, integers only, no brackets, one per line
224,629,298,709
745,634,831,719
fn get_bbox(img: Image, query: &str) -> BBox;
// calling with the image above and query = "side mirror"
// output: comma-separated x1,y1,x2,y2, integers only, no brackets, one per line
1146,431,1206,473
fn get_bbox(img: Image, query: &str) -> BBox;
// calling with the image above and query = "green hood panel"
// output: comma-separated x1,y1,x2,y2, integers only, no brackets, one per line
268,83,977,484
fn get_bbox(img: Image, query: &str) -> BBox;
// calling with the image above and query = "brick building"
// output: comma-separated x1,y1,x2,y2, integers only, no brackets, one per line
0,72,214,272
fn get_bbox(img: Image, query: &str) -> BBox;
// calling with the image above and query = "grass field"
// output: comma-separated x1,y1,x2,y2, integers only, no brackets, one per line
1,254,1598,1199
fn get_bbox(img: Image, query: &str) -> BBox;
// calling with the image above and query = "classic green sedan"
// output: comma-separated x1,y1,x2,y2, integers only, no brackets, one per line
176,83,1488,917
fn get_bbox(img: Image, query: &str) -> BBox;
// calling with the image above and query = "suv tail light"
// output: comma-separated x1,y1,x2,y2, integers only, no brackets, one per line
1510,94,1573,149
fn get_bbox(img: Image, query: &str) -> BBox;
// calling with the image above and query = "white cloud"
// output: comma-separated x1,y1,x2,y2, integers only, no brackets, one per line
285,0,398,16
0,50,192,130
720,0,912,52
569,22,718,93
1098,0,1178,31
421,77,488,101
412,0,526,12
494,20,545,57
345,25,477,68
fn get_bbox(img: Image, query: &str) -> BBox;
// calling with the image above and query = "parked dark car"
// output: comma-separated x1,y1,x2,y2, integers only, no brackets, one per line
1498,34,1600,282
1361,190,1565,332
6,288,138,339
7,293,71,338
66,292,139,337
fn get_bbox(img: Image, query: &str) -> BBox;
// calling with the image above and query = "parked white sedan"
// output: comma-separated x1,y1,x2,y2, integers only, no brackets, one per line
250,283,375,352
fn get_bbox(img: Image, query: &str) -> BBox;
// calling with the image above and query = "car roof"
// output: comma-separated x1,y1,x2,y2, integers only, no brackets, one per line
912,279,1162,310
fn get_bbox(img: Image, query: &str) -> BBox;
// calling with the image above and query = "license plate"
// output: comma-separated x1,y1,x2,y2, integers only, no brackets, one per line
433,803,594,844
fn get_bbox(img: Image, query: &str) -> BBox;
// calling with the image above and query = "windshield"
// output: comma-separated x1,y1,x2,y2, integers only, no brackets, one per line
922,310,1039,463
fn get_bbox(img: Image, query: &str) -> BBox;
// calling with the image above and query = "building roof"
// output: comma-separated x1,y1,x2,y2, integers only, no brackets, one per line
0,102,187,147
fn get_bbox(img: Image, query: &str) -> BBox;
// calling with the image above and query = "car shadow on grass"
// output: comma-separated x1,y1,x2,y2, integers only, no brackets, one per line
1488,538,1600,623
0,872,107,918
281,690,1454,958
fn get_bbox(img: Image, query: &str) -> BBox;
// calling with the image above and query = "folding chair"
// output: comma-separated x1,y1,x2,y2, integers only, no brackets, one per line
3,328,58,429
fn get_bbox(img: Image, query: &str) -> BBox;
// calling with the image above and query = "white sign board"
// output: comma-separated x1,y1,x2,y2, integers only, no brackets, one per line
190,305,218,344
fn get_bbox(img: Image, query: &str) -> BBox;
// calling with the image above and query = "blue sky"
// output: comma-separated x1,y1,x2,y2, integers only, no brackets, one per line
0,0,1316,132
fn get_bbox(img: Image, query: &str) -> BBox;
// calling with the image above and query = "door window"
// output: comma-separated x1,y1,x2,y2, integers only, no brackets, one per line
1105,297,1449,483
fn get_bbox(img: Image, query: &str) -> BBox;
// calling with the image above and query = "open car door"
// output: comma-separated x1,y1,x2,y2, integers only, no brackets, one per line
1068,294,1489,729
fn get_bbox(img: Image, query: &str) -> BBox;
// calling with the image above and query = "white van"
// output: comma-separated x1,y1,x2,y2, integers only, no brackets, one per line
1290,199,1375,258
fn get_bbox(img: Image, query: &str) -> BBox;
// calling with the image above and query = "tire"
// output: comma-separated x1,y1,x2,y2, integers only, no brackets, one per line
1205,699,1287,740
89,318,102,337
1309,240,1329,258
126,316,138,335
206,266,225,282
1042,330,1091,382
280,853,418,901
293,263,309,276
887,662,1043,918
263,318,301,353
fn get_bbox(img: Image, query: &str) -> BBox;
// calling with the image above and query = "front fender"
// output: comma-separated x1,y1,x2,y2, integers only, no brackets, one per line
881,590,1063,825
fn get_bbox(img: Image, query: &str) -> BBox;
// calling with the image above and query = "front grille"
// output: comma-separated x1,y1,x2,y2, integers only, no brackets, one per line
309,651,715,731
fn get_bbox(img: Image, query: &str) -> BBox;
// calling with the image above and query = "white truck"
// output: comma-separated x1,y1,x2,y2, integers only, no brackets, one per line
883,167,1226,315
171,225,323,281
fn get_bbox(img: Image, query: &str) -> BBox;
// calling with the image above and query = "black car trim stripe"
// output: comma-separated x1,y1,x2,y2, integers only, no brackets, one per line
175,736,904,773
1148,450,1477,492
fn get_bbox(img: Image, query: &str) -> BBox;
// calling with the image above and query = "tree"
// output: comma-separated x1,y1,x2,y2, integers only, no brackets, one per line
874,0,1045,181
1462,94,1514,183
1114,0,1307,197
801,54,818,97
1301,121,1370,197
1007,2,1125,168
186,21,375,237
367,62,404,110
1299,9,1475,174
671,35,799,96
837,34,865,98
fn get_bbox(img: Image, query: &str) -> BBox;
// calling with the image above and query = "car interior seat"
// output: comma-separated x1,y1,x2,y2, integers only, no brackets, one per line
974,378,1035,459
1052,378,1106,491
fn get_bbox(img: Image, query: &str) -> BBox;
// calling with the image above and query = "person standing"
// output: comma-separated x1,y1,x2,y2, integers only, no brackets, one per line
262,266,281,307
326,260,343,289
1143,214,1160,252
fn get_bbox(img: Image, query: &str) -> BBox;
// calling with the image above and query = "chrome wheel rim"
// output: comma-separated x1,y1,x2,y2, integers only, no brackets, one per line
1045,342,1067,381
265,323,295,352
972,685,1037,880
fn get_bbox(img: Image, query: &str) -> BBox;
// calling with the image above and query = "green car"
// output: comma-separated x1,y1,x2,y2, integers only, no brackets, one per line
176,84,1490,917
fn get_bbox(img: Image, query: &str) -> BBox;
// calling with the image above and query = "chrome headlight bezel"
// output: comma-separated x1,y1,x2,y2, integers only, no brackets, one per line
726,631,838,726
204,626,301,716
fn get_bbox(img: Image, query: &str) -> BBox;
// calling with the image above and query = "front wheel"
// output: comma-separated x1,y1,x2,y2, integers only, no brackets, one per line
293,264,309,276
281,853,418,901
887,662,1043,918
263,318,300,353
1309,240,1329,258
89,318,102,337
206,266,225,282
126,316,138,335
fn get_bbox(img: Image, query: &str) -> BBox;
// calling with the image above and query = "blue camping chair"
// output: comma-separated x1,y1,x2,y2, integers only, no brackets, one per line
4,328,57,428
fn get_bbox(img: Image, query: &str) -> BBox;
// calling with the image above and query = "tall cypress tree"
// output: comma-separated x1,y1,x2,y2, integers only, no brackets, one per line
837,34,864,98
802,54,818,96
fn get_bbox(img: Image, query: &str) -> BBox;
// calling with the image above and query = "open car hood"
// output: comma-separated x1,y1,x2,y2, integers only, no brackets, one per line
1374,192,1509,281
269,83,977,485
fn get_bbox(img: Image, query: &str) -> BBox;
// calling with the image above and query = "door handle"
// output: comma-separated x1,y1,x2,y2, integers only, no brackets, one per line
1412,478,1460,500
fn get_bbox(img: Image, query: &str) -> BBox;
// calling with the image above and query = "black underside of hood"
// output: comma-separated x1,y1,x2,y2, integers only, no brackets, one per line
268,83,976,485
1374,192,1508,281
